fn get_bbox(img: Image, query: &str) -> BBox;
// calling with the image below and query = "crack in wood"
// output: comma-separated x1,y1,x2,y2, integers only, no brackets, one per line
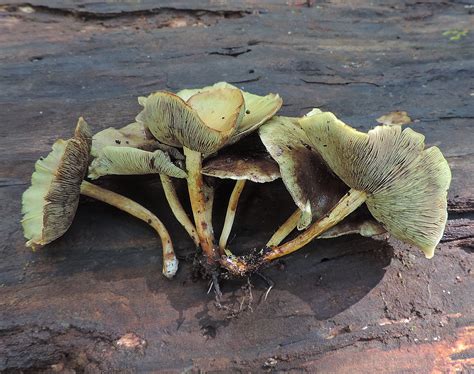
1,0,472,371
209,48,252,58
300,78,381,87
228,76,261,84
3,3,249,21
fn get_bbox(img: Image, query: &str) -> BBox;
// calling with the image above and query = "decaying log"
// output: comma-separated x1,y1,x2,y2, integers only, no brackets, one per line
0,0,472,372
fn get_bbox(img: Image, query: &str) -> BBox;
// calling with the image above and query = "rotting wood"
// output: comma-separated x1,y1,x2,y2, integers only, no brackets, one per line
0,0,472,372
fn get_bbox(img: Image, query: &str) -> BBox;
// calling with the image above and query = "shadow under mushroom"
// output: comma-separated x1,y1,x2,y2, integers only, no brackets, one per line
39,175,393,326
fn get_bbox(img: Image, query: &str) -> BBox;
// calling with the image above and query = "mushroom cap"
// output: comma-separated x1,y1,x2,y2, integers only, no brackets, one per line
21,118,92,249
91,122,160,157
88,146,187,180
136,89,245,154
187,88,245,134
300,111,451,258
177,82,283,145
376,111,411,126
259,115,348,229
202,150,280,183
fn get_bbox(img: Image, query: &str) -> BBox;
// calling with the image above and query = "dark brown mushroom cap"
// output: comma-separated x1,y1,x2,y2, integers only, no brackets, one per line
21,118,92,249
202,151,280,183
259,115,348,229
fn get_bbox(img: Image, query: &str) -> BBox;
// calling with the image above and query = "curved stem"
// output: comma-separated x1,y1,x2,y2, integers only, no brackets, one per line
80,180,178,278
160,174,200,247
266,209,301,247
183,147,217,263
263,189,367,261
219,189,367,276
219,179,246,251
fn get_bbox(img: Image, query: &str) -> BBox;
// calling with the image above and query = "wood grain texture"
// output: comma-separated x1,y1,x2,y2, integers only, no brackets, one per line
0,1,472,372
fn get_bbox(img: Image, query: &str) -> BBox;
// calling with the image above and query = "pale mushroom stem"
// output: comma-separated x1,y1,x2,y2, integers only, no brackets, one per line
219,179,246,250
80,180,178,278
183,147,218,263
266,209,301,247
263,189,367,262
160,174,200,247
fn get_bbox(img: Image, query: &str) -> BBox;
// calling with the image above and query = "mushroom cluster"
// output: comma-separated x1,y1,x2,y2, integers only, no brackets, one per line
22,82,451,287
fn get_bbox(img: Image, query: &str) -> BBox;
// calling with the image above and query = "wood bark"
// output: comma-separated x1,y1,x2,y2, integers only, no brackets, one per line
0,1,472,372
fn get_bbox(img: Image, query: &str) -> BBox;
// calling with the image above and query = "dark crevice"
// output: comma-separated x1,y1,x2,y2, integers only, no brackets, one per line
300,78,381,87
439,116,474,120
209,48,252,58
448,201,474,214
356,335,385,343
162,52,206,61
443,233,474,243
446,211,474,220
228,76,261,84
420,116,474,122
0,181,28,188
4,3,249,21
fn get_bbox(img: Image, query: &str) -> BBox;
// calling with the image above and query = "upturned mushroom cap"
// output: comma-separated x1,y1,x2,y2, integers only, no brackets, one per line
202,150,280,183
259,115,348,229
136,88,245,154
21,118,92,249
319,208,386,239
299,111,451,258
91,122,160,157
88,146,187,180
177,82,283,144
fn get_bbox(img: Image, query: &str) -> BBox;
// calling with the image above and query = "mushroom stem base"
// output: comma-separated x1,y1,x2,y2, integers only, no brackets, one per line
219,189,367,276
79,180,178,278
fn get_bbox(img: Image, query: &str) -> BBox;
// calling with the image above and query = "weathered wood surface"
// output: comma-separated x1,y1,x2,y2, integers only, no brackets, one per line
0,1,473,372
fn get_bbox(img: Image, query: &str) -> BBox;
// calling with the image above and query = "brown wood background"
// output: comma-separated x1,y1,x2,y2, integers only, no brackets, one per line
0,1,473,372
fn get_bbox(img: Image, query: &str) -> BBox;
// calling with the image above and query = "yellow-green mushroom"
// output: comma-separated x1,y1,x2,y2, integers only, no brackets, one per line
176,82,283,146
22,118,91,250
136,82,282,264
259,114,385,247
92,121,185,161
21,118,179,278
202,149,280,251
91,121,160,157
91,123,199,247
88,146,187,180
259,114,345,232
263,111,451,262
